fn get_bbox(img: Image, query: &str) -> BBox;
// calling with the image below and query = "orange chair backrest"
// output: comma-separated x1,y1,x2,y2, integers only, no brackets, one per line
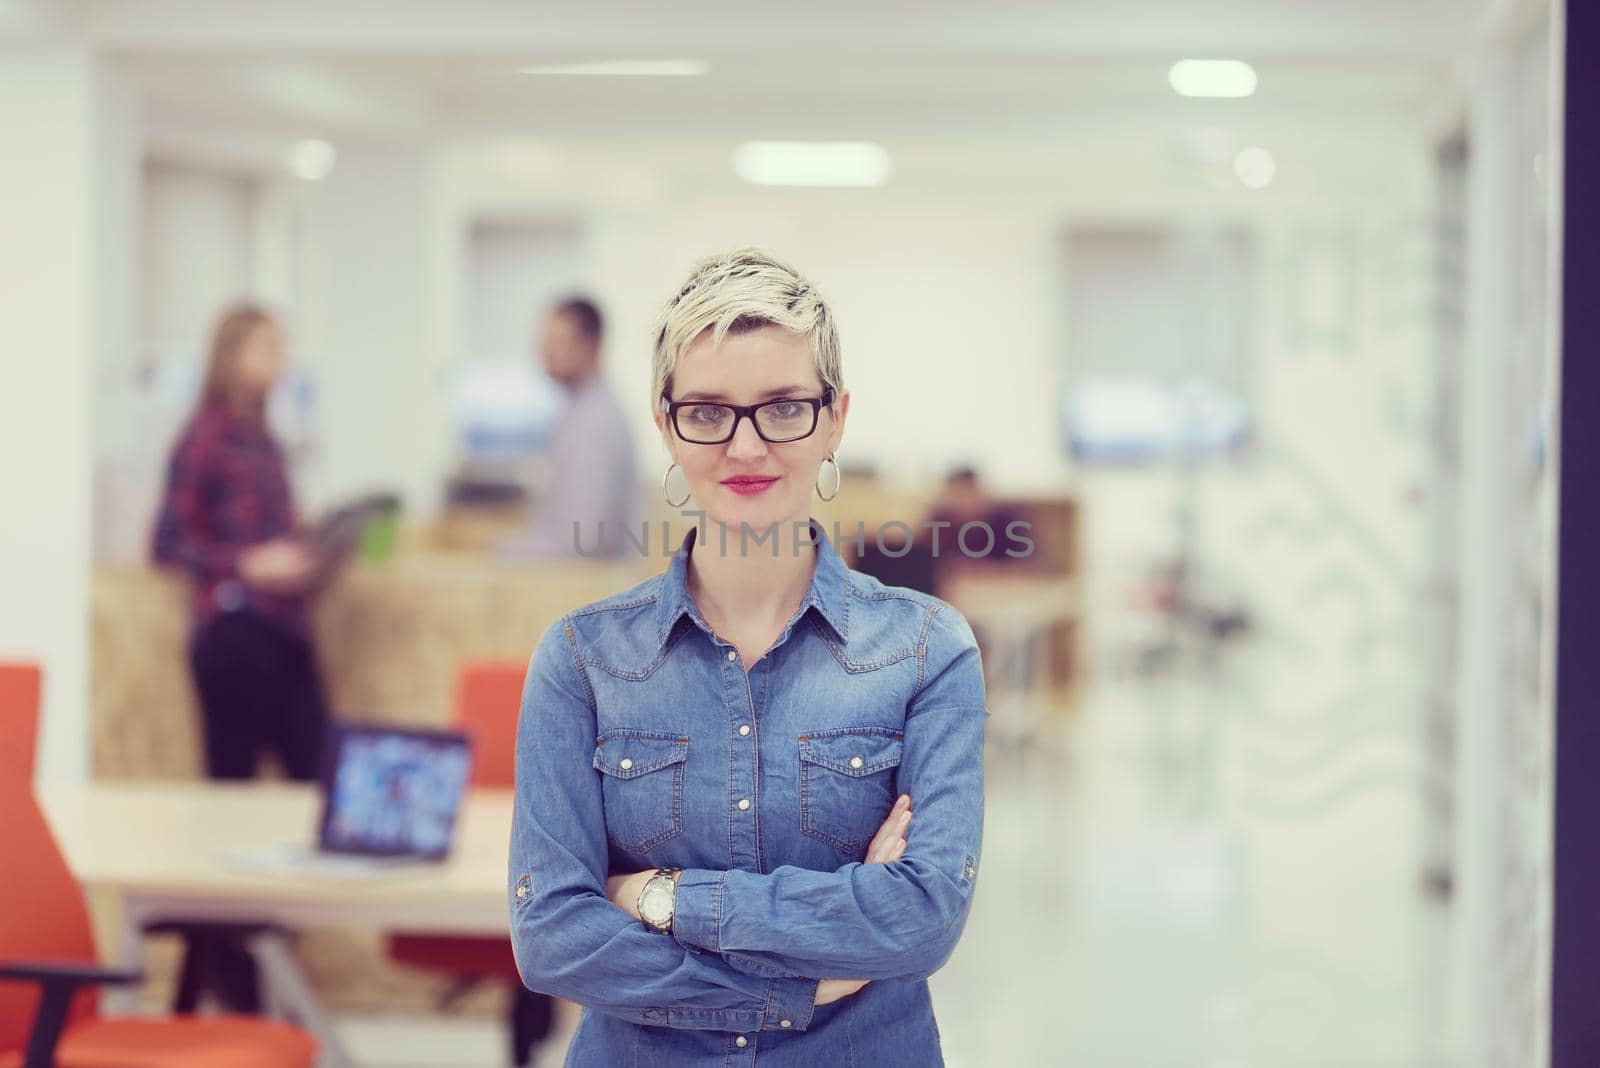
0,782,101,1052
454,661,525,789
0,663,41,786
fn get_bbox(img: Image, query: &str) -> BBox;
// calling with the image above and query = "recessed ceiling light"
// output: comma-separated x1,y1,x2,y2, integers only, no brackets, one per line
733,141,892,187
1233,146,1276,189
1168,60,1258,99
517,59,708,76
287,139,336,181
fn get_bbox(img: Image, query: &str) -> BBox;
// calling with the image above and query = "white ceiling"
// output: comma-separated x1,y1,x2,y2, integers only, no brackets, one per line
64,0,1497,56
7,0,1529,164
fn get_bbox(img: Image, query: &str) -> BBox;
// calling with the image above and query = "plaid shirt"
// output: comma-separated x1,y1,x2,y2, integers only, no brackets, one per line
151,403,307,637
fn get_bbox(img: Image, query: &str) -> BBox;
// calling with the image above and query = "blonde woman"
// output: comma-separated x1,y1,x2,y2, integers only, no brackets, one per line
509,249,988,1066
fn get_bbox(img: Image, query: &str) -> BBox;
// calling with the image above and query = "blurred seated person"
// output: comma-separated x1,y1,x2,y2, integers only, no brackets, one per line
501,296,639,559
853,467,1029,596
851,521,940,596
924,465,1029,565
151,302,350,1012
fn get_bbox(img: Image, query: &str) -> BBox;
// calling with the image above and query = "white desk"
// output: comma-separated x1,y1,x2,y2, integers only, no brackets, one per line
39,782,516,1067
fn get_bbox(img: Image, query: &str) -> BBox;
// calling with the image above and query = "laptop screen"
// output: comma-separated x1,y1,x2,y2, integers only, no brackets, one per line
317,724,474,860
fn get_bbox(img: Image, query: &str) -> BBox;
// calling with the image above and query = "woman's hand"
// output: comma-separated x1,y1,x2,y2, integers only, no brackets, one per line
864,793,912,864
815,978,870,1005
239,538,321,595
605,869,655,920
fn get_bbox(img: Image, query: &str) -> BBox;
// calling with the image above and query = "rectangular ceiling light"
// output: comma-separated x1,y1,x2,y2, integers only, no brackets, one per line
733,141,892,187
518,60,708,76
1168,59,1258,98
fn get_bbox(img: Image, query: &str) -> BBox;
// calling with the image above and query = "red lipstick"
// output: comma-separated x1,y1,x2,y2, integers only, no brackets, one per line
722,474,780,496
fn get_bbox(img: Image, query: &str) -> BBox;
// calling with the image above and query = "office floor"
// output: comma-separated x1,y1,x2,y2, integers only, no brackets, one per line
332,640,1458,1068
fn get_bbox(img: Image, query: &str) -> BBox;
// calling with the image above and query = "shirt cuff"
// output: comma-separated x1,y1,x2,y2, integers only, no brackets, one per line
762,977,819,1032
672,868,725,953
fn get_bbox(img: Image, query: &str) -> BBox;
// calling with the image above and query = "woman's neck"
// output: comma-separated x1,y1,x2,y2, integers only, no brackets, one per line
686,517,818,639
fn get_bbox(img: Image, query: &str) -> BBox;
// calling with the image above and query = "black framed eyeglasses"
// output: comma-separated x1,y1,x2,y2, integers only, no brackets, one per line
661,387,837,445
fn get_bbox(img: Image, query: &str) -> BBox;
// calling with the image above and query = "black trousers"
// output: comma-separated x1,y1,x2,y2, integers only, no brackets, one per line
189,609,330,781
178,609,330,1012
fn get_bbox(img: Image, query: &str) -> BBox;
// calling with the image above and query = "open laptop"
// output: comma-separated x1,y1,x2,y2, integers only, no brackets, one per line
221,724,474,876
316,723,474,861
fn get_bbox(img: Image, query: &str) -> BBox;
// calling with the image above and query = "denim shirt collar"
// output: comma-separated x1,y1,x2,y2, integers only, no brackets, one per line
655,518,851,650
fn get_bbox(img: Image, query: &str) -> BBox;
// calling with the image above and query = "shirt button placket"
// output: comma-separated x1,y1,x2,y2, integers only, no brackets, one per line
722,639,762,870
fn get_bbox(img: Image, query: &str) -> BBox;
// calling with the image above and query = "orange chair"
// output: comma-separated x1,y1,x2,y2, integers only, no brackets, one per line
454,662,521,790
386,661,552,1064
0,664,41,786
0,668,317,1068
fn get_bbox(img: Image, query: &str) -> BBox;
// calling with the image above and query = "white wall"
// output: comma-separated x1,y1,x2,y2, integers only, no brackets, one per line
464,219,590,363
0,47,134,783
139,161,257,355
290,148,451,516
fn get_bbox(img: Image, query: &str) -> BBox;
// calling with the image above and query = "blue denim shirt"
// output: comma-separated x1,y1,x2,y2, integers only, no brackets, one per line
509,520,988,1066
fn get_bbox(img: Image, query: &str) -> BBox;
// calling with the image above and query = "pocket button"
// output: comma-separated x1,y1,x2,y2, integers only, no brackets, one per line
619,757,633,770
849,755,864,769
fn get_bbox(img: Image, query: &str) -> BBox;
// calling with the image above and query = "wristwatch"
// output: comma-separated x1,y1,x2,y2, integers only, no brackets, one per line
637,868,680,933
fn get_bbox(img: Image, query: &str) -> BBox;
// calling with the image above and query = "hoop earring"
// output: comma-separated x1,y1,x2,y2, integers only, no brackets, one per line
815,452,841,502
662,462,691,508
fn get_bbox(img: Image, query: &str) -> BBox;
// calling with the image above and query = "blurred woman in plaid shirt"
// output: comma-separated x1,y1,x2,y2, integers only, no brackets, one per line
152,302,334,784
150,303,342,1011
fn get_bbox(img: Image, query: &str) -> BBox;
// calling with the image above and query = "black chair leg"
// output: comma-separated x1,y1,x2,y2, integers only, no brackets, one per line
171,932,211,1014
510,986,554,1066
211,936,262,1013
168,930,262,1015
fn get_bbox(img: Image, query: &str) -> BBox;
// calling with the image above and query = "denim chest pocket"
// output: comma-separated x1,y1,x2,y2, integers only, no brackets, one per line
798,726,904,855
593,729,689,853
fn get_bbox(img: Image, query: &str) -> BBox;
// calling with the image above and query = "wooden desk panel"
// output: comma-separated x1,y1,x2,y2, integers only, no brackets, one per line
90,555,651,780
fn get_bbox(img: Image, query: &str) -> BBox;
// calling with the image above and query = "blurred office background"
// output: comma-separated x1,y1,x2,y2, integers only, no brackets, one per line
0,1,1563,1065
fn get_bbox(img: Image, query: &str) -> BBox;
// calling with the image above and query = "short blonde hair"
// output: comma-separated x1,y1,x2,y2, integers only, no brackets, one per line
650,247,843,407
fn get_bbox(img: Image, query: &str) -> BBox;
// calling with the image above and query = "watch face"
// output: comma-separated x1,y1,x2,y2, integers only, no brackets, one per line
640,882,672,925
